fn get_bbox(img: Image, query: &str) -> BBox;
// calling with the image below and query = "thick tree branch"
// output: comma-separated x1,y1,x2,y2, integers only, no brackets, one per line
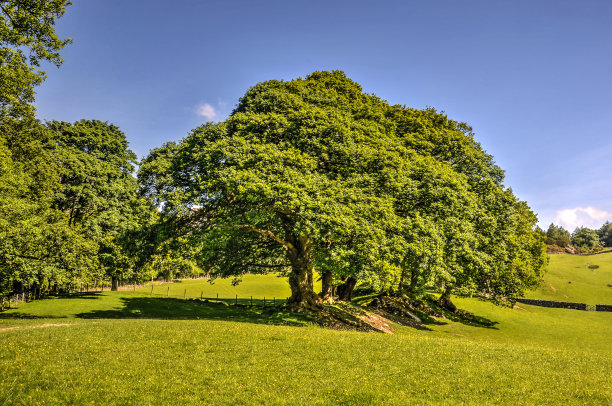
233,224,295,252
240,263,289,268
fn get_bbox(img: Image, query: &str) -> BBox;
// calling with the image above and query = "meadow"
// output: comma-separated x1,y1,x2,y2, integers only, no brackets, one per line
0,255,611,405
524,252,612,304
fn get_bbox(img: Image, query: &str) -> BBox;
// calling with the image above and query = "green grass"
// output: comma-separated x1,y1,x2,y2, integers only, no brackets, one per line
524,252,612,304
1,264,611,405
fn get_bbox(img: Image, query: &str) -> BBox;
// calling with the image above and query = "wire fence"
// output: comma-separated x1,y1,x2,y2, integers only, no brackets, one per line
1,279,290,311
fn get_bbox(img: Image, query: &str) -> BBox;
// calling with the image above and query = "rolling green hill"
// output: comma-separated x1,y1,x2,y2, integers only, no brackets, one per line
524,252,612,304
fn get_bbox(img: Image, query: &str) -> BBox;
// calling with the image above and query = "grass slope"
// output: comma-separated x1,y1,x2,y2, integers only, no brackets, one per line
1,266,611,405
524,252,612,304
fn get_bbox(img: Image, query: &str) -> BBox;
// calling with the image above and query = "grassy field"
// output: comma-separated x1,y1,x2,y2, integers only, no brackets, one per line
1,258,611,405
524,253,612,304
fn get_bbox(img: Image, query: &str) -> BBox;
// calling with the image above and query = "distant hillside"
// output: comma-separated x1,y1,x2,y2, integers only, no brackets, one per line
524,252,612,304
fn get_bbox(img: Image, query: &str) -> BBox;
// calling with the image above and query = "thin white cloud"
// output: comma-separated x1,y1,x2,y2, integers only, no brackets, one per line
554,206,612,231
195,103,217,121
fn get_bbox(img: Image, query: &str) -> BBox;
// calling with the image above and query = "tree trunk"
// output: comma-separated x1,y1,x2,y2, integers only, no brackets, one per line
320,270,333,302
111,276,119,291
409,269,419,292
337,277,357,301
438,288,457,313
396,270,406,295
286,235,321,311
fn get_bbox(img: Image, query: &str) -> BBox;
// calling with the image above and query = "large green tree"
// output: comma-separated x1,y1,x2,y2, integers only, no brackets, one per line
140,71,546,309
46,119,156,290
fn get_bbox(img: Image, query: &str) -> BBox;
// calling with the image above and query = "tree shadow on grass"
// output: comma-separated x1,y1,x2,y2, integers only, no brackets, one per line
75,297,307,327
415,300,498,329
0,312,67,319
440,309,499,329
50,292,105,300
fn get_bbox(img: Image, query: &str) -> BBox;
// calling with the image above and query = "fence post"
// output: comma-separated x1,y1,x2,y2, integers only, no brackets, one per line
151,284,154,294
200,291,203,300
167,286,169,297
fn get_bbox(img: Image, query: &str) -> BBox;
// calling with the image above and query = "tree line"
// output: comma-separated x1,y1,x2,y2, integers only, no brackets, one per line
0,1,547,310
544,222,612,252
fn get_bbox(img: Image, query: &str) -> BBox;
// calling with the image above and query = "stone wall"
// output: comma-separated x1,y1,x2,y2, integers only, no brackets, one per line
595,304,612,312
515,298,588,311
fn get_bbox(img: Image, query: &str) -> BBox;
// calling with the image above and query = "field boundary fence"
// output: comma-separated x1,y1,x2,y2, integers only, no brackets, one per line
515,298,612,312
1,279,290,311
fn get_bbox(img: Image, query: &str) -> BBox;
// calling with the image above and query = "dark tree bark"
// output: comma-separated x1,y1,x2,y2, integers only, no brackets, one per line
438,288,457,313
111,276,119,291
409,269,419,292
320,270,333,302
396,270,405,294
336,276,357,301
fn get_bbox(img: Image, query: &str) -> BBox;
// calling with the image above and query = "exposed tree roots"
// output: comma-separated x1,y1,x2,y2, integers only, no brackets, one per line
286,293,497,333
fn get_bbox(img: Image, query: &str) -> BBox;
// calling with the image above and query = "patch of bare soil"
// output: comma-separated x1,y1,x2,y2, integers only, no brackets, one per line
312,304,395,333
0,323,71,332
547,282,557,293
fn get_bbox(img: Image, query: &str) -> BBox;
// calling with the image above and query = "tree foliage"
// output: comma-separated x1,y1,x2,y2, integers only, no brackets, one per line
545,223,571,248
0,0,72,118
597,222,612,248
46,119,157,289
0,119,96,295
571,227,601,250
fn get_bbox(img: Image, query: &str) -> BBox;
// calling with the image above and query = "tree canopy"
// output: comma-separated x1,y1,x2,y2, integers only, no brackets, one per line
546,223,571,248
571,227,601,250
140,71,546,309
597,222,612,247
46,119,157,289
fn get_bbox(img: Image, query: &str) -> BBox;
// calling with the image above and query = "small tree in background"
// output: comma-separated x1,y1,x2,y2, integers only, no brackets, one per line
545,223,571,247
598,222,612,247
571,227,601,251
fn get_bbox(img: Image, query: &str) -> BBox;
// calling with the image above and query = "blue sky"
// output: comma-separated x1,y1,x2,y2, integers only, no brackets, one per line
34,0,612,230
